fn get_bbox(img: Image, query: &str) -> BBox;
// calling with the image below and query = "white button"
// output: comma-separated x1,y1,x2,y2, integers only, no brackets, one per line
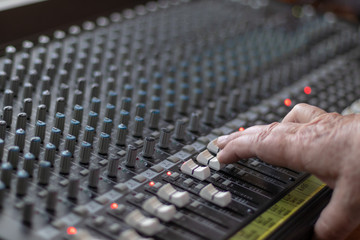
199,183,232,207
142,196,176,222
139,218,161,236
157,183,176,201
119,229,154,240
156,204,176,222
125,210,162,236
207,139,219,155
143,197,162,215
199,183,218,200
170,191,190,208
196,150,213,165
193,166,211,180
180,159,198,175
213,191,232,207
208,157,225,171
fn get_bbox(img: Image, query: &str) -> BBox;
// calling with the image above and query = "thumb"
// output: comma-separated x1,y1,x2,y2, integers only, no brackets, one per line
313,179,360,240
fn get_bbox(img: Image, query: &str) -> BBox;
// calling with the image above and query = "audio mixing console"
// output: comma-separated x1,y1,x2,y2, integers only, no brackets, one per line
0,0,359,239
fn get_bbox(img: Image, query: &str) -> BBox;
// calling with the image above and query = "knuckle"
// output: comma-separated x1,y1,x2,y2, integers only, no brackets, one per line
255,122,279,144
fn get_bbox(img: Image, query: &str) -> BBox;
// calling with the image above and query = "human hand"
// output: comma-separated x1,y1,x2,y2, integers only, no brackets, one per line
216,103,360,240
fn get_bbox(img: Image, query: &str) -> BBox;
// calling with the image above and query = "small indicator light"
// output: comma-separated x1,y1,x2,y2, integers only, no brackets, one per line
239,127,245,131
304,86,311,95
166,171,172,176
284,98,292,107
110,203,118,209
149,181,155,187
67,226,77,235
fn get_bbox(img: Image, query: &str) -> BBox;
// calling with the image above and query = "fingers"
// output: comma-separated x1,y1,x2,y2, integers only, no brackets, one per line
282,103,327,124
217,122,308,171
313,179,360,240
216,125,268,149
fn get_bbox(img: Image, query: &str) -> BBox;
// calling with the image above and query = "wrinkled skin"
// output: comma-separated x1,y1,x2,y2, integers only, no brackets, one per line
216,103,360,240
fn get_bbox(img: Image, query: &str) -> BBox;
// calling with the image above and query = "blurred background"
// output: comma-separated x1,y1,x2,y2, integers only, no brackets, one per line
280,0,360,22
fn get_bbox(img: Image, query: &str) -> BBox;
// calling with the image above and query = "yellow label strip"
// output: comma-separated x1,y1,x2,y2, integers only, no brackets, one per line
230,175,326,240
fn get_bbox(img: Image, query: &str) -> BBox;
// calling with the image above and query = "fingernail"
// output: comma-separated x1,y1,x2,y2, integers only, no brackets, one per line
216,135,228,146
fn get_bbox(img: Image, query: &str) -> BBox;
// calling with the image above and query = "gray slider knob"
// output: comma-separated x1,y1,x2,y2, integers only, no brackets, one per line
150,96,161,110
23,83,33,100
179,95,189,114
192,88,203,108
142,137,155,158
164,102,175,122
125,145,137,168
29,137,41,159
87,111,99,129
137,90,147,104
44,143,56,166
41,90,51,111
55,112,65,132
107,157,119,178
1,162,12,188
23,98,32,119
116,124,127,146
121,97,132,112
68,177,79,199
16,112,27,130
132,116,144,138
135,103,146,118
98,132,110,155
38,161,51,185
90,97,101,114
41,76,51,89
50,127,61,150
3,106,13,128
36,104,47,122
83,125,95,145
79,141,92,164
189,112,200,133
229,90,240,111
0,72,6,91
174,120,186,141
149,109,160,130
46,188,58,212
73,105,84,123
23,153,35,177
0,181,5,208
16,170,29,196
88,167,100,188
105,104,115,120
159,128,171,149
55,97,65,114
8,146,20,169
14,129,26,152
0,121,5,139
123,84,133,98
5,45,16,60
203,103,215,125
90,83,100,99
0,139,3,160
108,91,117,106
101,118,113,135
22,199,34,225
72,90,83,106
10,77,19,97
69,119,81,139
64,135,76,155
4,89,14,107
215,97,228,118
119,110,130,126
35,121,46,142
59,150,72,174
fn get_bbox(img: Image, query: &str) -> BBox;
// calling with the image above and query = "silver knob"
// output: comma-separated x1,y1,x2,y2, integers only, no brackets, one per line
59,150,72,175
23,153,35,177
142,137,155,158
38,161,51,185
125,145,137,168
